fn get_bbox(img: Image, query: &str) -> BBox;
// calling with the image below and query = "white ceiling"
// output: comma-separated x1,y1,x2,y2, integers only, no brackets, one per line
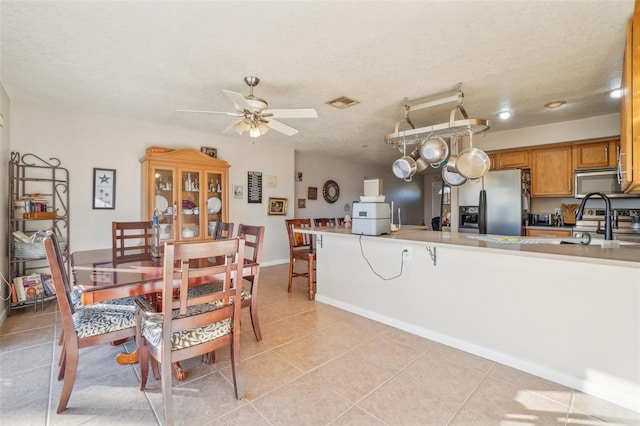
1,1,634,167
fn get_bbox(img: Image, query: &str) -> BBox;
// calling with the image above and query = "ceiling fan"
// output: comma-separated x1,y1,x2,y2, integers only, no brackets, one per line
177,76,317,138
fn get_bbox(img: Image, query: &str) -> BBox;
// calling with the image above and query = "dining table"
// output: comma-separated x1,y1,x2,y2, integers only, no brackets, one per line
70,247,257,379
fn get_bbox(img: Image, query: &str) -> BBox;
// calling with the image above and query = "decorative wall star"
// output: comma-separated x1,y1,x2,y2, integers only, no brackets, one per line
99,174,110,183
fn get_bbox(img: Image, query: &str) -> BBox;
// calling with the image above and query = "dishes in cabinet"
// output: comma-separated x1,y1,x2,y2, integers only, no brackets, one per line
182,209,194,215
155,195,169,212
182,200,196,210
207,196,222,214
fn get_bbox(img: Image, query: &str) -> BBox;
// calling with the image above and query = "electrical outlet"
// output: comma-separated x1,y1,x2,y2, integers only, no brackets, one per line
402,247,412,261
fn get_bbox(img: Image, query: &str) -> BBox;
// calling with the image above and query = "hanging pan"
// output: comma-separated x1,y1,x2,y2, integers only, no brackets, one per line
456,130,490,179
442,136,467,186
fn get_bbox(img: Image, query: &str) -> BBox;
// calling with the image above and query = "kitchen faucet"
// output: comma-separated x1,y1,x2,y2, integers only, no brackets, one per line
575,192,614,240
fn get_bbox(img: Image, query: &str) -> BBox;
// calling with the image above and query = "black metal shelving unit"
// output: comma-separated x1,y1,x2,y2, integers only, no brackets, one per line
7,152,69,315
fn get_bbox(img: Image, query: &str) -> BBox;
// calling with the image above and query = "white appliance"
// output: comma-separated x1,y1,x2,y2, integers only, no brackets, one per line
352,202,391,235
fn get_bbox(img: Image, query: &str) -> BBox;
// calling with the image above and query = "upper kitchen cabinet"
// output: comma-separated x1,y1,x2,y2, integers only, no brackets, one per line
140,148,230,242
620,11,640,194
530,145,573,197
573,138,619,170
486,149,529,170
496,149,530,169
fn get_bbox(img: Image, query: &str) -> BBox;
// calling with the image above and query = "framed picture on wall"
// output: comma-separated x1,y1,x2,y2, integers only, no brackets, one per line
298,199,306,208
92,168,116,209
308,187,318,200
268,197,288,215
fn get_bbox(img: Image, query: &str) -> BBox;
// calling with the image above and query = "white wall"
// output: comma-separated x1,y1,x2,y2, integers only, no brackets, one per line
295,152,425,225
473,113,620,151
0,83,11,322
9,100,296,265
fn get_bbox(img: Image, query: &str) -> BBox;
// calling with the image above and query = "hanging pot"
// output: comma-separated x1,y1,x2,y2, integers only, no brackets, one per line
392,155,417,180
479,176,487,234
409,149,429,173
442,163,467,186
418,136,449,166
456,131,490,179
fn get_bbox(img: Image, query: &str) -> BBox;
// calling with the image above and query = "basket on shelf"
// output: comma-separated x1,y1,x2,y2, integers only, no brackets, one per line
14,240,66,259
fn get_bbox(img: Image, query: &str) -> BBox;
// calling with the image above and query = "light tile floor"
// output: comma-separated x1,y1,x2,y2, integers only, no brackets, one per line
1,263,638,425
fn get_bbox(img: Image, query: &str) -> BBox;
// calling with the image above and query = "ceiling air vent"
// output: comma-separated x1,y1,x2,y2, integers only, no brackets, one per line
326,96,360,109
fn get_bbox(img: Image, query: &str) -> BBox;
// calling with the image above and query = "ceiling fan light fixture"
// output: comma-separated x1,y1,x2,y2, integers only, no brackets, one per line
249,123,261,138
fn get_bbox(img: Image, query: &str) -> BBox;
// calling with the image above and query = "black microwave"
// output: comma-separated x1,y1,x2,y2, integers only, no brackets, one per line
574,169,639,198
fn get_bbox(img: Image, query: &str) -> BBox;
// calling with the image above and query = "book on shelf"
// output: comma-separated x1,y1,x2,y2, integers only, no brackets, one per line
12,274,45,302
41,275,56,296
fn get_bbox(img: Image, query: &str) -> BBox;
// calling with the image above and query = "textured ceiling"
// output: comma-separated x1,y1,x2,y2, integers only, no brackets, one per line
1,1,634,167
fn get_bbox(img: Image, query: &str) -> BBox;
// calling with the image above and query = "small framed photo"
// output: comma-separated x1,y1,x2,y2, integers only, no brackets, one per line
233,184,244,199
200,146,218,158
93,168,116,209
298,199,306,208
268,197,288,215
308,187,318,200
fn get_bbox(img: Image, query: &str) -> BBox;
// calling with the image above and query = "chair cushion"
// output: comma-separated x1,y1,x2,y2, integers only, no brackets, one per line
142,317,232,351
72,308,136,339
71,288,139,311
187,281,251,304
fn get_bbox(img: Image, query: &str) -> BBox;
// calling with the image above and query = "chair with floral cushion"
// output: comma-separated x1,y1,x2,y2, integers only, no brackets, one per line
44,230,137,414
135,238,245,425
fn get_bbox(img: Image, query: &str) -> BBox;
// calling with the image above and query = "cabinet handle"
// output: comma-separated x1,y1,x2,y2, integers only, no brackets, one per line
605,147,608,163
568,178,571,192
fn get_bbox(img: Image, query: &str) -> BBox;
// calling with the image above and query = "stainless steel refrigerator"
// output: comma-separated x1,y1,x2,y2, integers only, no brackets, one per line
458,169,527,236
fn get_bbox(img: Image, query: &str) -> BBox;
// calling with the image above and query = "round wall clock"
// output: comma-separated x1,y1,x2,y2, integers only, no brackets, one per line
322,180,340,203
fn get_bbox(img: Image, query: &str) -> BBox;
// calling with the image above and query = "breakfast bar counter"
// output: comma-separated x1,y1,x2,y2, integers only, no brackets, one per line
298,226,640,412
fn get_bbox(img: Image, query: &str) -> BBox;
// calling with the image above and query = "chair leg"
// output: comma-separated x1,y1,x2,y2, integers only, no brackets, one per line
307,259,315,300
56,341,79,413
139,345,149,390
247,277,262,341
161,352,174,426
230,338,243,400
287,258,294,293
58,344,67,381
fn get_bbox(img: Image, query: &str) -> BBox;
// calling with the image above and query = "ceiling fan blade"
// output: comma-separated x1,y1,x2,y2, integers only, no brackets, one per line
263,108,318,119
222,89,253,111
265,119,299,136
223,118,249,135
177,109,243,117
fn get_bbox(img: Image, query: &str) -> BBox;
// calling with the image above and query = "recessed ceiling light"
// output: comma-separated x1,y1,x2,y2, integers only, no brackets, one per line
544,100,566,109
609,88,623,99
498,111,511,120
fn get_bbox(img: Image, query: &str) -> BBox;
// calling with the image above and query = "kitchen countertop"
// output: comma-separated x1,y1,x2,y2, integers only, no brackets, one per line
305,226,640,268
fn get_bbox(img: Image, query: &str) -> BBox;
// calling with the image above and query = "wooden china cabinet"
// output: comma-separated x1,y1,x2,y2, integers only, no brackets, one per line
140,148,230,242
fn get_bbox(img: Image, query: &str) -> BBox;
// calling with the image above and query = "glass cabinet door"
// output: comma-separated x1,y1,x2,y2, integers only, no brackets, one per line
180,169,201,239
153,168,175,240
205,171,223,237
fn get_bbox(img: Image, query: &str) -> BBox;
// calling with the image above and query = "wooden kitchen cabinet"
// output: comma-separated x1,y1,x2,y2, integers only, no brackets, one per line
488,153,497,170
140,148,230,242
573,139,619,169
497,149,529,169
620,11,640,194
530,145,573,197
526,229,572,237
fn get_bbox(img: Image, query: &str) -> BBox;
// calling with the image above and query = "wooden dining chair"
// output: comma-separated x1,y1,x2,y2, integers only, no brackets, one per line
285,219,316,300
237,224,265,341
136,238,245,425
44,230,137,414
188,224,265,341
112,221,153,263
213,221,234,240
313,217,336,227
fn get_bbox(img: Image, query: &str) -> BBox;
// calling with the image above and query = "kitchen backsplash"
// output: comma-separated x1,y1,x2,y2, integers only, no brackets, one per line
531,197,640,213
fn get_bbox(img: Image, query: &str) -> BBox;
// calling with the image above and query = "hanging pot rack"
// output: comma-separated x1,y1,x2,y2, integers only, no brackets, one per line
385,90,490,151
